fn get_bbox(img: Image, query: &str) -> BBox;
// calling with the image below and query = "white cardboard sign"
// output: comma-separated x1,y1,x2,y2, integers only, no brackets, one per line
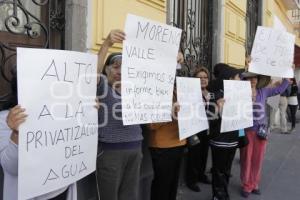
121,14,182,125
221,80,253,132
176,77,209,140
249,26,295,78
17,48,98,199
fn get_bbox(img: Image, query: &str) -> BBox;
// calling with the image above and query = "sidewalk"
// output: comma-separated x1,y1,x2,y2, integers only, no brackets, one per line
178,112,300,200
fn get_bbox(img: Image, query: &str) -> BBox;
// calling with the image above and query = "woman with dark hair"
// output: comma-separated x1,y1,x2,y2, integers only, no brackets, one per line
148,87,185,200
95,30,144,200
208,63,243,200
96,29,184,200
185,66,211,192
287,78,298,132
0,74,77,200
147,53,185,200
240,72,290,198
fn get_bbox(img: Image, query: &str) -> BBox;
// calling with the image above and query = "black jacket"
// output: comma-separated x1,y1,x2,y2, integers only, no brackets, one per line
208,80,239,148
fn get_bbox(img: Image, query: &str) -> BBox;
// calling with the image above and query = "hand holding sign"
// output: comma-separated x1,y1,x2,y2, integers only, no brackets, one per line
17,48,98,200
172,101,180,119
97,29,125,80
221,80,253,133
177,52,184,64
121,14,182,125
245,55,251,69
6,105,27,144
7,105,27,132
217,98,225,113
106,29,126,46
176,77,208,140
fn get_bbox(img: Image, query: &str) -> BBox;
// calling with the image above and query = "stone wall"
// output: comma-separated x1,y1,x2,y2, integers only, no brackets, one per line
65,0,88,52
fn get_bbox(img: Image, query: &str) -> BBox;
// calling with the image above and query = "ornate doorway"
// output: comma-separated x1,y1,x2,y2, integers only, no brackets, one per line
168,0,213,76
0,0,65,110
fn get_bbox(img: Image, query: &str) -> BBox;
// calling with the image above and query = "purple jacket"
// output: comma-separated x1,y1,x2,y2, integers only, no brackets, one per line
248,79,289,132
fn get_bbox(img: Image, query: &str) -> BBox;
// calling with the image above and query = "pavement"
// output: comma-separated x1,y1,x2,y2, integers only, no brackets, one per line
178,112,300,200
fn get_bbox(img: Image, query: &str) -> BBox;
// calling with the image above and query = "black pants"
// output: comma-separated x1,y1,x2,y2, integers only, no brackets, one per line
150,146,185,200
186,133,209,185
211,145,237,200
298,94,300,110
288,105,298,128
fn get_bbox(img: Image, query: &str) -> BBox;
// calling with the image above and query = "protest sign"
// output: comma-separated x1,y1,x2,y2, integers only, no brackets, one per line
221,80,253,133
249,26,295,78
17,48,98,200
121,14,182,125
176,77,208,140
273,15,286,31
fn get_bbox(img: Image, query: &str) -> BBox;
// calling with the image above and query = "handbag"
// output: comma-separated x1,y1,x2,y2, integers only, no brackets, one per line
187,135,200,147
257,124,269,140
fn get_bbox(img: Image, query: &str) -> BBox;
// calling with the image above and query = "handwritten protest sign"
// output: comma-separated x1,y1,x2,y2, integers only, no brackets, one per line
221,80,253,133
121,14,182,125
249,26,295,78
17,48,98,200
176,77,208,140
273,15,286,31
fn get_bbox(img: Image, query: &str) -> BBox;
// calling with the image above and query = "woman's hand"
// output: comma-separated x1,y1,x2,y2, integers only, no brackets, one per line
177,52,184,64
272,80,282,87
172,102,180,120
97,29,126,82
292,64,295,70
7,105,27,131
216,98,225,114
217,98,225,109
286,78,293,84
105,29,126,47
6,105,27,144
245,55,252,70
94,98,100,109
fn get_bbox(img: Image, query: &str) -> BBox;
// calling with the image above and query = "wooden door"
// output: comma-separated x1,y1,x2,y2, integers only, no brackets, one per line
0,0,65,110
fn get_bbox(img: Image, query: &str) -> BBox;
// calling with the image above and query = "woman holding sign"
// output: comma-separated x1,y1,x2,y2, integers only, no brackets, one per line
208,63,243,200
96,30,143,200
0,76,77,200
148,94,186,200
240,71,290,198
185,66,211,192
96,28,184,200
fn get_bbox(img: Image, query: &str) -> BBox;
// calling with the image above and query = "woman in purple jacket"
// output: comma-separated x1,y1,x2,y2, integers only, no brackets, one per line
240,71,290,198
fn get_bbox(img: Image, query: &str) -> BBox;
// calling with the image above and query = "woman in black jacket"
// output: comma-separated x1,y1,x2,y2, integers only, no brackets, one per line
208,63,243,200
287,78,298,132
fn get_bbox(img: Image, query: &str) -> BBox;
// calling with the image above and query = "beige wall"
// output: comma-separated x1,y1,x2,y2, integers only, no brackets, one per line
263,0,300,46
223,0,247,68
90,0,167,53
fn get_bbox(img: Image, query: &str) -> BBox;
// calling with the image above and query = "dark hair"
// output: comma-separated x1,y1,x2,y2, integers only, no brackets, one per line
292,78,297,85
10,75,18,106
103,52,122,76
213,63,243,80
1,72,18,111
